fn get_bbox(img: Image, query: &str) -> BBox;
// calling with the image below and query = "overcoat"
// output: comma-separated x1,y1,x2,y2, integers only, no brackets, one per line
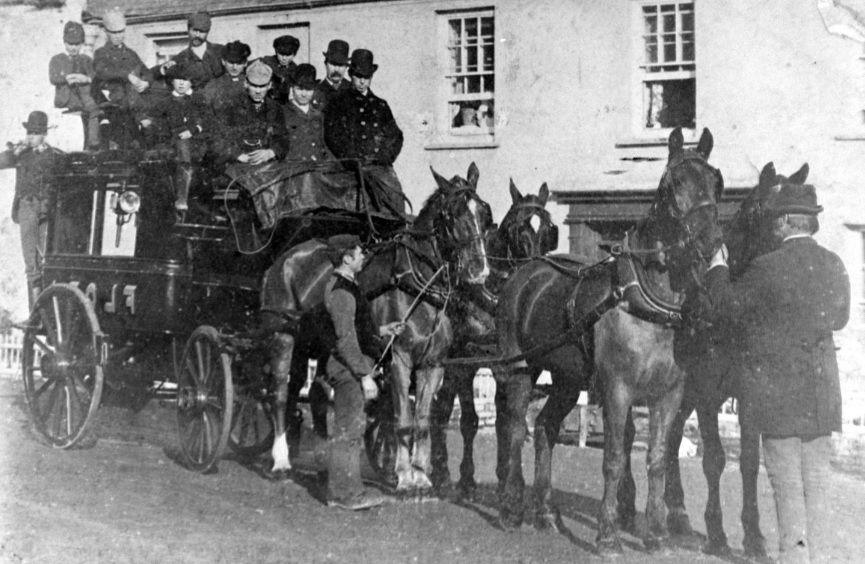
215,92,288,163
323,88,403,166
93,42,150,107
706,236,850,436
283,102,334,162
162,43,225,90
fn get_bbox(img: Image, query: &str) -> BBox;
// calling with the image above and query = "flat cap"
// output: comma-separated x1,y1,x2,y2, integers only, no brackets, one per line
273,35,300,55
63,21,85,44
188,11,211,32
326,234,362,252
245,59,273,86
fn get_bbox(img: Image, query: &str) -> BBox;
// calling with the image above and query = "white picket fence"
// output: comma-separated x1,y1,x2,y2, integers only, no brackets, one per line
0,329,22,379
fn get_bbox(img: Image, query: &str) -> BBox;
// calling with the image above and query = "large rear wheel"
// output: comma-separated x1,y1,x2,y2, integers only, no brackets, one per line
176,326,233,473
228,382,274,458
22,284,105,448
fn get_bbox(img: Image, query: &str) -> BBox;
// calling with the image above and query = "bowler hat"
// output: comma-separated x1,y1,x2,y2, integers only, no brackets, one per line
63,21,85,44
273,35,300,56
349,49,378,78
223,40,251,64
323,39,349,65
165,61,193,82
293,64,317,89
765,183,823,216
22,111,49,134
102,9,126,32
246,59,273,86
188,11,211,32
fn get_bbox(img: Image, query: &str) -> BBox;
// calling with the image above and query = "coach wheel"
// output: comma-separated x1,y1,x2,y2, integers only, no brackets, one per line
228,383,274,458
176,326,234,473
364,394,399,486
22,284,105,449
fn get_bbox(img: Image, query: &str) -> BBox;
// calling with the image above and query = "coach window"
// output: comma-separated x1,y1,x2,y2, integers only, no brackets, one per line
430,8,496,149
635,1,696,133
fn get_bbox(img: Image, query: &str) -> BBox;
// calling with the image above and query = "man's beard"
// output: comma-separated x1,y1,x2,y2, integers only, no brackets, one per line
190,37,205,47
328,71,343,82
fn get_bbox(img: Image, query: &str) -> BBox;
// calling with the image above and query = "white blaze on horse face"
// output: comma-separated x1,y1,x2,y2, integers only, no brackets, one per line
467,198,490,283
530,214,541,232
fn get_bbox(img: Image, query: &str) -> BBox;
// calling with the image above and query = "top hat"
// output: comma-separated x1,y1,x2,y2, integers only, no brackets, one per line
273,35,300,56
246,59,273,86
187,11,212,32
102,9,126,32
63,21,85,44
22,111,49,134
322,39,350,65
223,40,251,64
349,49,378,78
765,183,823,216
293,64,317,89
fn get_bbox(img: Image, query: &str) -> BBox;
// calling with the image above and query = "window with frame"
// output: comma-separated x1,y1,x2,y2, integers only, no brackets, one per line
639,2,695,130
146,33,189,66
441,9,495,137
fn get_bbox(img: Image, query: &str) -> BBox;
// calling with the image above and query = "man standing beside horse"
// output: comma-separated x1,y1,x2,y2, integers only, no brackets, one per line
706,183,849,564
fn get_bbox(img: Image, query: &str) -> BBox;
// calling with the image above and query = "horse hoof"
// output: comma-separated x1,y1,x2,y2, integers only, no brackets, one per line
702,538,732,557
412,471,434,491
456,478,478,502
432,480,455,500
498,509,523,531
264,468,293,482
534,510,565,534
667,512,693,537
596,539,624,559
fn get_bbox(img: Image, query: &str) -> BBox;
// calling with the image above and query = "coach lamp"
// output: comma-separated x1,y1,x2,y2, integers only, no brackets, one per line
111,189,141,248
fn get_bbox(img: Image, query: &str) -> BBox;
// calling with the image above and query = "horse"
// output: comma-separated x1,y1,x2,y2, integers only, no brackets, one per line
429,179,559,499
262,162,493,494
494,127,724,555
662,161,810,558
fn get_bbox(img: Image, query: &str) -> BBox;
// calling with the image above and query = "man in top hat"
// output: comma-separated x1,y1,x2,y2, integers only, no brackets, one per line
262,35,300,105
705,183,849,564
324,48,405,215
283,64,334,163
49,21,101,150
157,11,224,91
93,9,152,148
0,112,64,306
203,40,252,113
312,39,351,112
215,59,288,166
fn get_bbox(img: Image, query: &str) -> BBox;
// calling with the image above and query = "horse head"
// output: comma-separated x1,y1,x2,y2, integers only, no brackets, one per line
725,161,809,277
643,127,724,290
493,179,558,261
423,162,493,285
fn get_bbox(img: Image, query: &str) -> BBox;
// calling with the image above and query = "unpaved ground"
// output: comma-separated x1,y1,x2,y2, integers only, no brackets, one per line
2,378,864,564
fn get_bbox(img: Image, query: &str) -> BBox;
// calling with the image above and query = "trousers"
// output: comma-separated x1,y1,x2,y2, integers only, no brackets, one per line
324,357,366,501
18,198,47,284
762,434,834,564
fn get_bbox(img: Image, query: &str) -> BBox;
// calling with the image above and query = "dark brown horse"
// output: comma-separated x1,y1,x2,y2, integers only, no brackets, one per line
429,179,559,498
663,162,809,558
494,128,724,555
262,163,493,491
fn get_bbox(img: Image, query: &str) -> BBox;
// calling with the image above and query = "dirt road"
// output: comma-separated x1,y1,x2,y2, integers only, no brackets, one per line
2,378,863,563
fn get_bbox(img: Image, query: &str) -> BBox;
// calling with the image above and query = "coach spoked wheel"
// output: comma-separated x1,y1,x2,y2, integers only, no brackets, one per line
176,326,234,473
363,389,399,486
228,382,274,458
22,283,105,449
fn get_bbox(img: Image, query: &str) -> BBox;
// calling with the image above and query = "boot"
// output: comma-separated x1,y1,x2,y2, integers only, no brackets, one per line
173,164,193,220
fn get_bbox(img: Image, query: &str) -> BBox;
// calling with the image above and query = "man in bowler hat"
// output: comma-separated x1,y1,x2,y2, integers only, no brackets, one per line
0,112,64,306
312,39,351,112
324,49,405,215
203,40,252,113
706,183,849,563
284,64,334,162
157,12,224,91
263,35,300,105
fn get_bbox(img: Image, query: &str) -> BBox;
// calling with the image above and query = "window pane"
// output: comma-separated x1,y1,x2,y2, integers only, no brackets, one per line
681,11,694,32
643,5,657,15
483,45,494,70
483,73,494,93
682,34,694,61
644,14,657,34
465,17,478,43
448,47,460,72
643,78,695,129
664,40,676,63
660,3,675,13
467,75,481,93
481,16,494,38
467,47,478,72
663,13,676,32
448,20,461,45
645,38,658,64
451,77,465,95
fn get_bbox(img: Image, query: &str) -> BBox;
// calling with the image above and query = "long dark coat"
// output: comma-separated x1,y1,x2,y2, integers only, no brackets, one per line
163,42,225,90
215,92,288,163
706,236,850,436
283,102,334,162
323,88,403,166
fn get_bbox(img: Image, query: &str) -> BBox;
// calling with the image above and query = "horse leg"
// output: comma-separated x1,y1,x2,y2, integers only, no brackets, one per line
740,417,768,559
596,385,631,556
498,368,533,530
643,384,684,552
697,403,730,555
456,367,479,500
430,368,458,493
390,356,415,493
269,332,294,473
533,372,579,533
410,364,445,493
665,396,696,537
618,408,637,534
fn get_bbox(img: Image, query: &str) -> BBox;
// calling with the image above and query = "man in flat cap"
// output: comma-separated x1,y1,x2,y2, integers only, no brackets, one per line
312,39,351,112
263,35,300,105
324,49,405,215
705,183,849,564
157,12,224,91
93,9,152,148
49,21,101,150
0,112,64,306
284,64,333,163
215,60,288,166
203,40,251,114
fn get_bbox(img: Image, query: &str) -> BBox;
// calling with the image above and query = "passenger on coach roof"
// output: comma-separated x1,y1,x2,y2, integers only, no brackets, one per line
202,40,252,114
215,60,288,167
49,21,102,151
312,39,351,113
156,12,224,91
283,64,334,163
324,49,405,214
263,35,300,105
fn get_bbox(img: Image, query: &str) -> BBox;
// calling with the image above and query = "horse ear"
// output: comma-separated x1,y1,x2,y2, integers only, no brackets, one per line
759,162,777,187
509,178,522,203
538,182,549,205
696,128,714,160
668,127,684,159
467,162,480,190
788,163,809,185
430,166,452,192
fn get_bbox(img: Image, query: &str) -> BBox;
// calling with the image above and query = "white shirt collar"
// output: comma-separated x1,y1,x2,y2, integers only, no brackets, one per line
190,42,207,59
783,233,812,242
